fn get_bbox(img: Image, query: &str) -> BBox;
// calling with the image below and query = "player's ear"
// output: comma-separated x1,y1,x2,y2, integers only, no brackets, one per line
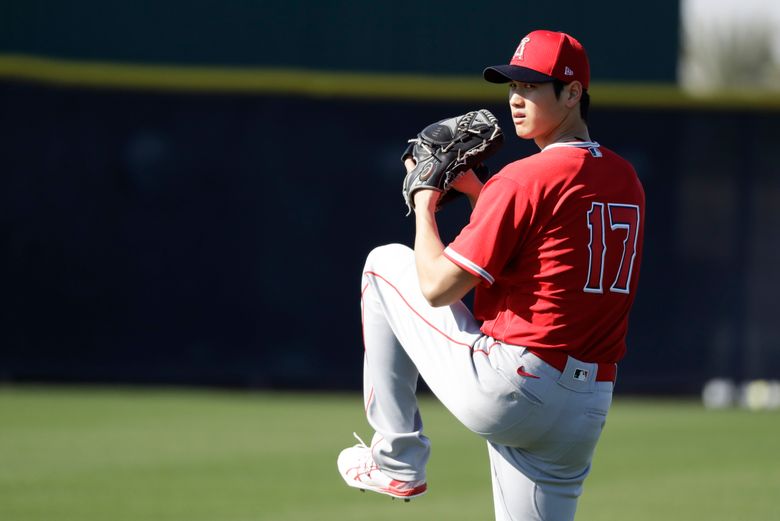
565,81,583,108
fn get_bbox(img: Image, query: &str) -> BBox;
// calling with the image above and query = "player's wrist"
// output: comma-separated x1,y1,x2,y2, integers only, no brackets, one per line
413,189,440,212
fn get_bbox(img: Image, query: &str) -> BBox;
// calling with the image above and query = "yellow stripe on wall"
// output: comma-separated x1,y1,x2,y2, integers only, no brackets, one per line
2,53,780,110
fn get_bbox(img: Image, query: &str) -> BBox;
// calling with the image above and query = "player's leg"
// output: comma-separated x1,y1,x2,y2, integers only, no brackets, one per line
339,243,463,499
339,243,538,497
486,363,614,521
488,443,579,521
359,252,431,481
350,243,481,483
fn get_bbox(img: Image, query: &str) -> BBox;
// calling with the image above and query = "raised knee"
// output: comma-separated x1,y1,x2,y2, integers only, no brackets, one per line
363,243,413,273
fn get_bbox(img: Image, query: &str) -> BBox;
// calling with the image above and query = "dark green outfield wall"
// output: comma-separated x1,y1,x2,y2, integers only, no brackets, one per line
1,0,679,81
2,82,779,393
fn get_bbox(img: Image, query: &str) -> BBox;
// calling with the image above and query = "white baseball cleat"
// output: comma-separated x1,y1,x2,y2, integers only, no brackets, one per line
337,433,427,501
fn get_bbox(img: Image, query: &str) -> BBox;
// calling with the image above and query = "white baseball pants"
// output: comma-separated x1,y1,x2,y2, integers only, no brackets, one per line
360,244,614,521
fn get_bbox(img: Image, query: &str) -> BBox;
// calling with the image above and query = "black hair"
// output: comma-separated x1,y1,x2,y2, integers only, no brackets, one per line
552,79,589,122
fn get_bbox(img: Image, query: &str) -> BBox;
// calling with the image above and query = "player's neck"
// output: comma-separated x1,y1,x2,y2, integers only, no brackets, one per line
535,120,590,150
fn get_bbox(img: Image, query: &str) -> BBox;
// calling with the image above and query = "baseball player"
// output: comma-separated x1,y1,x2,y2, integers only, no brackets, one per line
337,30,645,521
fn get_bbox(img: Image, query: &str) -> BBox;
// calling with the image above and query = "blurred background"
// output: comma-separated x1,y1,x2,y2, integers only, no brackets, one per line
1,0,779,402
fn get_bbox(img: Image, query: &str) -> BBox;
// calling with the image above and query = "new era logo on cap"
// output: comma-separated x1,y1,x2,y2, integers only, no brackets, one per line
565,66,574,76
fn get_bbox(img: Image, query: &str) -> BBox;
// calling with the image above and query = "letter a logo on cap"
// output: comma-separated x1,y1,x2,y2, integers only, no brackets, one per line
514,37,531,61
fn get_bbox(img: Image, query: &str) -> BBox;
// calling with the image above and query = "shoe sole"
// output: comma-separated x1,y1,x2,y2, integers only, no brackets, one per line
343,478,427,501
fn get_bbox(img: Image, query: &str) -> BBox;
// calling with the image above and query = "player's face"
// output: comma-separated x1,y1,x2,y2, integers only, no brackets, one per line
508,81,569,144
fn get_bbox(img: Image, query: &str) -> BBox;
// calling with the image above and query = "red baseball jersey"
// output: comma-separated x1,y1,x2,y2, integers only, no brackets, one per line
444,142,645,364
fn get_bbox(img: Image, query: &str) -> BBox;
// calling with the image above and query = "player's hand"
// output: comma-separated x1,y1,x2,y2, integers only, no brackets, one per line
401,109,502,216
450,169,484,199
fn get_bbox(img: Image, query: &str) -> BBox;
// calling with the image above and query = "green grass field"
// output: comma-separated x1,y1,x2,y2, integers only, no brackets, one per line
1,386,778,521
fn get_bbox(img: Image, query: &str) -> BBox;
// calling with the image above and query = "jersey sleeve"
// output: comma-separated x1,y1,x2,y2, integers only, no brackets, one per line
444,175,533,286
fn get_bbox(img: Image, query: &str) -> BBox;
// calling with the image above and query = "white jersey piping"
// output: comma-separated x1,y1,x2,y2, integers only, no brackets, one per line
444,247,495,285
542,141,601,152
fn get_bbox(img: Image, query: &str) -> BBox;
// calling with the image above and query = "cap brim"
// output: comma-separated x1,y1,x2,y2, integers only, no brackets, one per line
483,64,555,84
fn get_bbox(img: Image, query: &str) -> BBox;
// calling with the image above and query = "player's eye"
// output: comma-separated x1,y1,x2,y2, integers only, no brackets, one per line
509,82,535,92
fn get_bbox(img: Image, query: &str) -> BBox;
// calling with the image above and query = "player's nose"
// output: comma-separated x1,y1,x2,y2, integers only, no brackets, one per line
509,90,524,107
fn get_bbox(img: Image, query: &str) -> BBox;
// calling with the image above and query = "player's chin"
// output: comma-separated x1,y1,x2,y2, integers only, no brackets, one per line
513,124,533,140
